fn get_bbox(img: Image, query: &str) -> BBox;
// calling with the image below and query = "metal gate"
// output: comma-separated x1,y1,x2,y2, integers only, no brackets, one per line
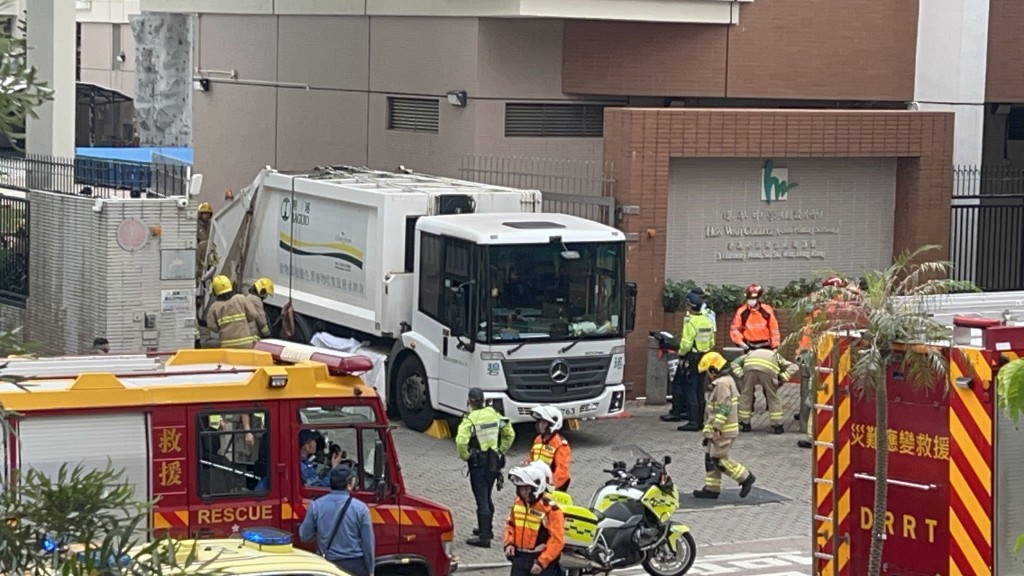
458,154,616,226
950,165,1024,290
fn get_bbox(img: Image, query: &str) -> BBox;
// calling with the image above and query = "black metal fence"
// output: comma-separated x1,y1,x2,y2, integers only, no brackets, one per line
0,192,28,307
950,165,1024,290
0,152,191,197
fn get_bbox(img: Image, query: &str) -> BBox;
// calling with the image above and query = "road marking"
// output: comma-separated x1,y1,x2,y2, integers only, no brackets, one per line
617,550,810,576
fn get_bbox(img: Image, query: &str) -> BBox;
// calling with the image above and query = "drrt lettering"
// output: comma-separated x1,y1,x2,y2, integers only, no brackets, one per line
859,506,937,544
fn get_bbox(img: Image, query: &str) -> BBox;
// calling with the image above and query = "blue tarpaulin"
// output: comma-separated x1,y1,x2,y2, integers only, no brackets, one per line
75,147,194,165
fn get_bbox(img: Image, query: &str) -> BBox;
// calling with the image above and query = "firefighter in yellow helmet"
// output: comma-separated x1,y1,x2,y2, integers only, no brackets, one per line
244,277,274,340
205,275,263,349
197,202,214,244
693,351,757,499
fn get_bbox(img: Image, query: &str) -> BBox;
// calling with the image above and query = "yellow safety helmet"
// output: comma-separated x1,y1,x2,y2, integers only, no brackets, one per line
198,202,213,214
254,277,275,297
212,275,233,296
697,351,727,374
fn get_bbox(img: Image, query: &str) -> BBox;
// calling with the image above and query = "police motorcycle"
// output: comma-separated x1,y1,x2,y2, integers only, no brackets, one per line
549,455,697,576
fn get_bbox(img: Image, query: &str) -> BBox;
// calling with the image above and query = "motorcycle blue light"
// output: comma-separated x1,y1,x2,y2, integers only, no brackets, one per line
41,536,59,553
241,527,292,546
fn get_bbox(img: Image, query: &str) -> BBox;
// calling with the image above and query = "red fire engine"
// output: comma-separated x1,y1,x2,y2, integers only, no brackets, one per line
810,317,1024,576
0,340,457,576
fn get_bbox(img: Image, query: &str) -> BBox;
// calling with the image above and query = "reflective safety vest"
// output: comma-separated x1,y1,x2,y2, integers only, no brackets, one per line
730,303,781,349
503,496,565,568
456,407,514,461
679,312,715,356
529,433,571,490
245,293,272,338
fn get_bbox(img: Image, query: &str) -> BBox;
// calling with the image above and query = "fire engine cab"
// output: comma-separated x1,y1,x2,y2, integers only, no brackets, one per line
0,340,456,576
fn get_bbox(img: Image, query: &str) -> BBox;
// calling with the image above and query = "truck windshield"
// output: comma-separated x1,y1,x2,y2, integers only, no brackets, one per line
481,241,623,344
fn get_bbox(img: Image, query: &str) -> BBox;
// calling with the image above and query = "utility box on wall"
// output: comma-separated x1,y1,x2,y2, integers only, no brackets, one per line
26,190,197,354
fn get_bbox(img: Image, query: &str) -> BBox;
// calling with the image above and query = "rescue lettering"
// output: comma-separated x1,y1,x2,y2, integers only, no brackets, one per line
850,424,949,461
197,505,274,525
859,506,938,543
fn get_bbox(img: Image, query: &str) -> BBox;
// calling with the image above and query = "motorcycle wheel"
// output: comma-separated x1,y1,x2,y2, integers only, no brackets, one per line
641,532,696,576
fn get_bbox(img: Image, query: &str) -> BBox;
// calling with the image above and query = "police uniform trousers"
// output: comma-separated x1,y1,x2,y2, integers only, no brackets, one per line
511,551,561,576
681,352,707,424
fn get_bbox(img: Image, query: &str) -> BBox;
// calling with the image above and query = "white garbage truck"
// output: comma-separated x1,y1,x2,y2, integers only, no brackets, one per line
204,165,635,432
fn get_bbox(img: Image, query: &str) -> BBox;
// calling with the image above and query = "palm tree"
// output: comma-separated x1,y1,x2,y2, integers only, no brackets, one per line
788,245,961,576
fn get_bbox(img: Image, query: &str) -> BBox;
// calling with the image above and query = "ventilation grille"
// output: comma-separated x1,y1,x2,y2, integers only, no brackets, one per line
388,97,440,134
504,103,607,138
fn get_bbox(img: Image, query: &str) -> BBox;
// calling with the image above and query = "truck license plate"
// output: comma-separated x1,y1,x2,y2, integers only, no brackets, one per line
561,406,578,416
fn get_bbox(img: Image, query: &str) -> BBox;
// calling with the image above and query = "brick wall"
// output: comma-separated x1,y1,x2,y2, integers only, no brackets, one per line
986,0,1024,101
26,191,198,355
564,0,918,101
604,108,954,397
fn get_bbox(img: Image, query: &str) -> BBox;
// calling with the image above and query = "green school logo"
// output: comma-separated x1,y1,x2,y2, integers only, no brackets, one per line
761,159,798,203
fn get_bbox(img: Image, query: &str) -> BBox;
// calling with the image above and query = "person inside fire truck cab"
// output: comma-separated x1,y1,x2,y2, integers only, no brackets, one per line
300,429,344,488
692,351,757,500
300,463,376,576
245,277,275,337
204,275,264,349
503,464,565,576
730,284,781,351
527,405,572,492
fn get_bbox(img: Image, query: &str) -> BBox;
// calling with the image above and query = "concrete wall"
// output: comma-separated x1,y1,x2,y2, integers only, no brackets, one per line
665,157,897,287
0,305,25,336
132,12,193,147
26,191,197,355
190,15,608,209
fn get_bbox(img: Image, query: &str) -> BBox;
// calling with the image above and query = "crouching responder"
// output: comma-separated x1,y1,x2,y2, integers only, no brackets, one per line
693,351,756,500
245,277,275,340
456,387,515,548
527,405,572,492
503,464,564,576
732,348,800,433
205,275,263,349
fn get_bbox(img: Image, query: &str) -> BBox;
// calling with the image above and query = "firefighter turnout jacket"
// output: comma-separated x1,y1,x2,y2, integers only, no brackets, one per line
504,496,565,568
245,293,272,339
730,303,781,349
529,433,572,491
456,406,515,464
206,293,263,348
679,311,715,356
732,348,799,381
704,370,741,439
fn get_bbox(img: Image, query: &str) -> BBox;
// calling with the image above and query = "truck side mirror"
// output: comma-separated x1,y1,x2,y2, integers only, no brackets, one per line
625,282,638,334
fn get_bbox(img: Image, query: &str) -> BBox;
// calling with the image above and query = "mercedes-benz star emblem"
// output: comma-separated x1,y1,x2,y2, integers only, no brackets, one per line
549,359,571,384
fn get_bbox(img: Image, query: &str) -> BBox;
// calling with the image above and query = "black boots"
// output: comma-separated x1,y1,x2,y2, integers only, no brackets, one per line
771,424,785,435
740,473,757,498
692,489,719,499
466,513,492,547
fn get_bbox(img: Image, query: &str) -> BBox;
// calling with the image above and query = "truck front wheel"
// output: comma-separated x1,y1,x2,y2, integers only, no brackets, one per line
394,355,436,432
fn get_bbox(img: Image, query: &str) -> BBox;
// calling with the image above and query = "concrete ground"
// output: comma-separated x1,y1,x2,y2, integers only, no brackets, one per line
392,382,813,574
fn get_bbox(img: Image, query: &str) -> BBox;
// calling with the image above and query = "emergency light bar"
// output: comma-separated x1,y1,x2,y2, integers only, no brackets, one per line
255,340,374,376
241,527,293,552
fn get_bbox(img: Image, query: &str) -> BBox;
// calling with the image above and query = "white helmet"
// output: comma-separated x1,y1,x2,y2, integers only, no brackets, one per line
508,464,548,500
530,405,564,432
527,460,554,488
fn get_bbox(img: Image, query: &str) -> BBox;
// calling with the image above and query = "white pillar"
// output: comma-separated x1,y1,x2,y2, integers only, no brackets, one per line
915,0,991,284
25,0,76,159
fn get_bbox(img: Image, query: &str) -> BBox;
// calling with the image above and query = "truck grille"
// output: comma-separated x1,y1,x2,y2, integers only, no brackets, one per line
502,356,611,403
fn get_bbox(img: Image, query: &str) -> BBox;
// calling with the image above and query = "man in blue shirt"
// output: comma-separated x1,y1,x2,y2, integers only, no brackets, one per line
299,430,342,487
300,464,376,576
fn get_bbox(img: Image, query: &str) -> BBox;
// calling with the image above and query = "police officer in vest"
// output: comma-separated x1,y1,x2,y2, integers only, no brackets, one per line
677,292,716,431
456,387,515,548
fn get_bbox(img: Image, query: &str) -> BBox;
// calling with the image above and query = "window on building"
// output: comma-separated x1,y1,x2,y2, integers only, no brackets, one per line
504,103,608,138
1008,108,1024,142
75,23,82,81
418,232,444,319
112,23,122,70
196,410,270,499
387,97,440,134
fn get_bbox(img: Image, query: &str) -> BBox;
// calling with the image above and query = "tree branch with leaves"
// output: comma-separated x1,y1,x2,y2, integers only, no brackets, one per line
785,244,964,576
0,14,53,147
